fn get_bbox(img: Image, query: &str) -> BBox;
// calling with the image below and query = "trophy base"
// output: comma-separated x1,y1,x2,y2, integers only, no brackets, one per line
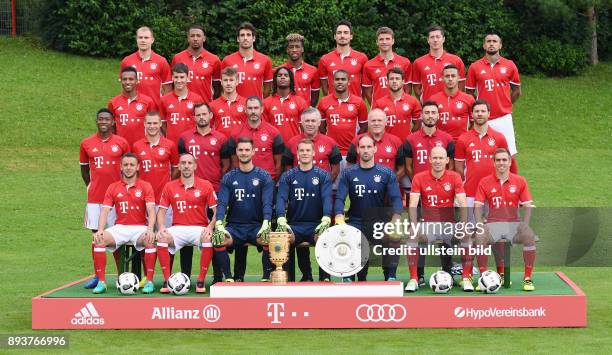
271,270,288,284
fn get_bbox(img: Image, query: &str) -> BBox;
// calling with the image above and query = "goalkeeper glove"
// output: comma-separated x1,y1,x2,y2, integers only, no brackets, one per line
334,214,346,225
257,220,271,244
212,221,229,246
276,216,293,234
314,216,331,236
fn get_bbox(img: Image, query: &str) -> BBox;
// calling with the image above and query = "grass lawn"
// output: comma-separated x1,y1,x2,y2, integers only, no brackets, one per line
0,37,611,354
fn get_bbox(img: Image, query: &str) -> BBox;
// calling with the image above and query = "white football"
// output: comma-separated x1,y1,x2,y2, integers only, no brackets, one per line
429,270,453,293
478,270,502,294
168,272,191,295
116,272,139,295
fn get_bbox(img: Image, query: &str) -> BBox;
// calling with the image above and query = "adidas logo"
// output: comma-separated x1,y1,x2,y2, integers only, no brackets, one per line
92,148,98,152
117,106,124,111
416,143,423,147
272,106,278,111
292,180,298,185
384,107,389,111
232,181,239,185
174,193,180,198
71,302,105,325
491,188,497,193
218,108,224,113
480,70,486,74
353,177,359,182
169,104,175,109
375,69,381,73
425,186,432,191
140,151,146,156
330,62,336,67
424,66,430,71
469,142,475,147
117,193,123,198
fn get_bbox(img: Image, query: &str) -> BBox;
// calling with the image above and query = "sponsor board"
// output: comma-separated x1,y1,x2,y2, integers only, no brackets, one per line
32,272,586,329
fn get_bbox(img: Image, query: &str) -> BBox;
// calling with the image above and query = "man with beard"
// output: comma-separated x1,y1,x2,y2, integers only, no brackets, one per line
431,64,475,141
282,33,320,106
171,25,222,103
263,67,309,143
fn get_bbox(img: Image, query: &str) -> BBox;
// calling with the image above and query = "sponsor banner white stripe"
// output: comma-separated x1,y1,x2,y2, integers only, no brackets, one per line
80,307,91,318
86,302,99,317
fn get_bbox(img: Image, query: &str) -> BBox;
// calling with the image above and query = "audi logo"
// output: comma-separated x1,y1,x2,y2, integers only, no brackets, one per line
355,304,407,322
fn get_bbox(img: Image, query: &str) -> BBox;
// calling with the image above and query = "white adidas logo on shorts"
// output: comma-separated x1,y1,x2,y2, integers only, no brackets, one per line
71,302,105,325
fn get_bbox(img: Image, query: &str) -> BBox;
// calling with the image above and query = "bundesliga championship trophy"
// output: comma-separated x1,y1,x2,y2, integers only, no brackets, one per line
268,232,292,284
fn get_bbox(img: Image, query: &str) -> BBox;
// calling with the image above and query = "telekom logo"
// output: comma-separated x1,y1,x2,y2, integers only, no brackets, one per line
329,114,341,126
176,200,187,213
235,189,245,201
93,156,104,168
426,73,437,86
119,114,129,126
439,112,450,124
355,184,366,197
484,79,495,91
294,188,305,200
471,150,482,162
237,71,246,84
119,201,129,214
188,145,200,158
492,196,502,208
378,76,388,88
416,149,428,164
141,160,152,172
170,113,180,124
427,195,438,206
387,114,397,127
274,114,284,126
221,116,231,128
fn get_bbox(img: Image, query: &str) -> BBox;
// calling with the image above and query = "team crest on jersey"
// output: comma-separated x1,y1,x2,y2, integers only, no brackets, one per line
111,144,119,152
194,189,201,198
500,66,508,74
374,175,381,183
385,145,393,153
158,148,166,155
135,189,142,198
318,145,326,153
136,103,144,111
347,104,355,112
302,73,309,80
150,62,157,70
509,185,517,193
202,61,209,68
456,101,464,109
254,62,261,70
312,177,320,185
443,183,452,192
403,104,410,111
260,134,269,142
187,102,194,109
210,138,217,146
487,137,496,146
252,178,260,186
237,105,244,112
289,102,296,110
350,58,358,66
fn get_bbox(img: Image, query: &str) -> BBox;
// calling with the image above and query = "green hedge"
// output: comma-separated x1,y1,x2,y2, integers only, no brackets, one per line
41,0,609,76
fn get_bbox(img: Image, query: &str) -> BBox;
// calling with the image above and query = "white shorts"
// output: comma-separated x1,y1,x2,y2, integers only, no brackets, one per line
487,222,520,243
332,155,348,191
84,203,116,230
156,205,173,229
488,114,517,155
166,225,206,254
421,222,455,244
106,225,148,252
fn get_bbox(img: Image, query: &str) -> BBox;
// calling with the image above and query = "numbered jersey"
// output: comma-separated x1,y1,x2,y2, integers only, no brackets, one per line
103,179,155,225
276,166,333,224
217,167,274,225
159,178,217,226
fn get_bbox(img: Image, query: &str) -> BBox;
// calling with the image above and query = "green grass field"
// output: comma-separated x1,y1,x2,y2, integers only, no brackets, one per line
1,37,611,354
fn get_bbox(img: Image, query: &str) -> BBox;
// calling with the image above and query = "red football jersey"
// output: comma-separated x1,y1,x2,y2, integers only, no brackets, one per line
284,133,342,172
159,91,203,144
411,170,465,222
263,93,309,143
132,137,179,203
412,51,465,101
171,49,221,103
221,50,273,99
430,90,475,141
362,53,412,104
209,95,247,137
80,133,130,204
346,132,404,170
102,179,155,225
466,56,520,119
404,129,454,176
454,127,509,196
159,178,217,226
229,122,284,179
318,49,368,97
317,94,368,154
475,173,532,222
120,51,172,107
280,61,320,102
108,93,156,146
178,129,231,191
373,93,422,139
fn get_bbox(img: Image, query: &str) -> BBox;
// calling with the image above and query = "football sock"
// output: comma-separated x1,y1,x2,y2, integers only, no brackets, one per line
198,243,213,282
112,249,121,273
461,245,474,278
144,246,157,281
213,247,232,278
523,246,536,279
93,244,107,282
408,245,419,279
157,242,171,280
495,242,505,274
477,253,488,274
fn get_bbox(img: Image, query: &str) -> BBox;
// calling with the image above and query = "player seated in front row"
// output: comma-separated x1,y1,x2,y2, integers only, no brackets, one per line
91,153,157,294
